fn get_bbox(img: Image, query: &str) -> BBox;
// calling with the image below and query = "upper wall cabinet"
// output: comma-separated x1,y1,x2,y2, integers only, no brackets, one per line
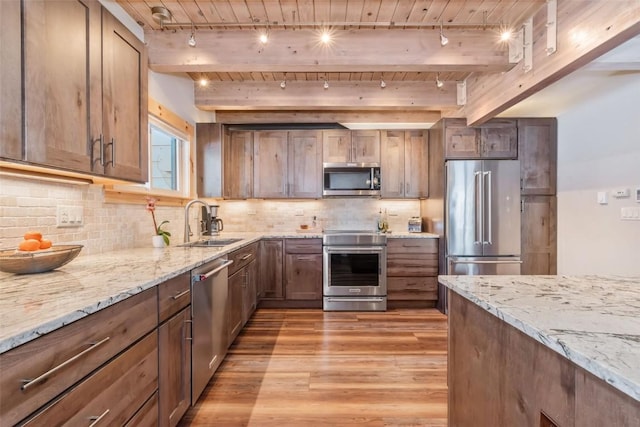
518,118,557,195
224,130,254,199
323,130,380,163
8,0,147,182
287,130,323,198
381,130,429,198
254,131,288,198
0,0,22,161
445,119,517,159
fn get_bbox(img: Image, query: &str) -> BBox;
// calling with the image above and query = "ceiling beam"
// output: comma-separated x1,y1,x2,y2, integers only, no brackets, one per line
463,0,640,126
146,29,512,73
214,110,441,124
195,80,457,110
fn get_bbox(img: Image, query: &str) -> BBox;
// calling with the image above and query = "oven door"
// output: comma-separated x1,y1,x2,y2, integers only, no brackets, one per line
323,245,387,297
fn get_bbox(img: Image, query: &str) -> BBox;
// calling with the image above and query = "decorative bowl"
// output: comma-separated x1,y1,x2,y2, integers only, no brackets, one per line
0,245,83,274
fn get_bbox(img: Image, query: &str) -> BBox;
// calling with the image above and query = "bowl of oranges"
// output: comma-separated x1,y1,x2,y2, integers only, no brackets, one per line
0,231,83,274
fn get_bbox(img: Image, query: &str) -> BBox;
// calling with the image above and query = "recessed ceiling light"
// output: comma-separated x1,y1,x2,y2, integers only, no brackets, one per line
320,31,331,44
199,78,208,87
259,32,269,44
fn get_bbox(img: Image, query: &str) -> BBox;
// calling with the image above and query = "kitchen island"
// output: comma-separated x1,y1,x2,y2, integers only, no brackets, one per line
439,275,640,427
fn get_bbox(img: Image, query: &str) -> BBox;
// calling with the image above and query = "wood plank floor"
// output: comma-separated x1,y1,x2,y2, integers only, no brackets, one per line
179,308,448,427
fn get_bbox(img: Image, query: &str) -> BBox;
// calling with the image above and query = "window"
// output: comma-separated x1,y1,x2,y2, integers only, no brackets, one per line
148,116,189,196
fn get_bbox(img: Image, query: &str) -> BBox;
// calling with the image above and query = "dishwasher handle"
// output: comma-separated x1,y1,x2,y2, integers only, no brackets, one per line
193,259,234,282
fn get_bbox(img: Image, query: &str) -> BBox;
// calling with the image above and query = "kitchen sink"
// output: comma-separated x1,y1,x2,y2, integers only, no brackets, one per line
180,238,243,247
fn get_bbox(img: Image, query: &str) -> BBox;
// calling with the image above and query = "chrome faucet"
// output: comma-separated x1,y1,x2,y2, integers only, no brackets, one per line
184,199,211,243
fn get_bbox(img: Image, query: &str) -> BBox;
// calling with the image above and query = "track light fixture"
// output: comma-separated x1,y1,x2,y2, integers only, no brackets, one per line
320,30,331,44
280,80,286,89
439,21,449,46
259,30,269,44
380,78,386,89
188,31,196,47
199,78,208,87
435,74,444,88
323,80,329,90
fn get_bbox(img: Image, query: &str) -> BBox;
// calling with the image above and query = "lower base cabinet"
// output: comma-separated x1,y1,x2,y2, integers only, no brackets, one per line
387,238,439,307
284,239,322,301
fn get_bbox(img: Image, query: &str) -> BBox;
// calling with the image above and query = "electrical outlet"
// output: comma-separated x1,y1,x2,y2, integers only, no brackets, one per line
246,209,257,215
57,205,83,228
295,209,304,216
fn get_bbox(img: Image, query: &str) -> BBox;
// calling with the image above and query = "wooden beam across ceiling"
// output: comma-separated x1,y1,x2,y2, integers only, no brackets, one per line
195,80,457,110
214,110,442,124
146,29,513,74
463,0,640,125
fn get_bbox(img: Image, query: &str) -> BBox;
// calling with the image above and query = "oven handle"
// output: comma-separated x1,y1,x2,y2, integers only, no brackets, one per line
325,297,385,303
324,246,386,253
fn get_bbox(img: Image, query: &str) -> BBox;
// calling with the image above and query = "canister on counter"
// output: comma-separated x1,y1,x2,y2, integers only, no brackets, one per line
408,217,423,233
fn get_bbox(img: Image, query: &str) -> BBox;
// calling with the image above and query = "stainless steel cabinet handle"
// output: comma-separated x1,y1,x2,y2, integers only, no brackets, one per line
240,254,252,260
88,409,110,427
21,336,111,391
91,134,104,167
172,289,190,300
185,319,193,341
484,171,492,245
406,182,410,194
193,260,234,281
105,138,115,167
399,182,403,194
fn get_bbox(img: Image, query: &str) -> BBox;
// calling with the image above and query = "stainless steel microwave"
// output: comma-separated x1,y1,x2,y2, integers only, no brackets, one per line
322,163,381,197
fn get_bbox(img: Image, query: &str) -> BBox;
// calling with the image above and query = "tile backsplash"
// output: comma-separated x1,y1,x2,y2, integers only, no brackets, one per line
1,175,421,254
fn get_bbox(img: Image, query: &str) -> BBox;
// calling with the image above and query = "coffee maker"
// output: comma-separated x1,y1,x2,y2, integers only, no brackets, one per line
201,205,224,236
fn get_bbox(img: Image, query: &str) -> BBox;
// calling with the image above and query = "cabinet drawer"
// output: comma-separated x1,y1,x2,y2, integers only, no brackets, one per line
158,273,191,323
125,391,158,427
228,242,258,276
23,331,158,426
387,277,438,301
285,238,322,254
387,253,438,276
158,273,191,322
0,288,158,426
388,238,438,254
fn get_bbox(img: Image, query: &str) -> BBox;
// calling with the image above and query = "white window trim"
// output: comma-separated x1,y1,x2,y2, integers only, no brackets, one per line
148,115,190,198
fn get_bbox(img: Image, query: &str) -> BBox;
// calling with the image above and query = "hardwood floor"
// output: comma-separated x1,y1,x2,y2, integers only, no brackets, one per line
179,308,448,427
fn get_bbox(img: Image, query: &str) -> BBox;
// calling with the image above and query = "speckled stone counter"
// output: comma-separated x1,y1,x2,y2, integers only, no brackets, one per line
439,275,640,402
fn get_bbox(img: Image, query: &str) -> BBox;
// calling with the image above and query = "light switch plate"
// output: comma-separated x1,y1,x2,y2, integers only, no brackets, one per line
57,205,83,228
597,191,608,205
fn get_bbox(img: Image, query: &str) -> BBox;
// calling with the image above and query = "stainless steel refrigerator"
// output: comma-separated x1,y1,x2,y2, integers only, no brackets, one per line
445,160,522,275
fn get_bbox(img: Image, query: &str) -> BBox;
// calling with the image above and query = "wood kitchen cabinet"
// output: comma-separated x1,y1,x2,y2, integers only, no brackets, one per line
253,130,322,198
0,0,23,161
158,273,191,427
444,118,517,159
381,130,429,198
0,288,158,426
323,130,380,163
17,0,148,182
228,243,259,344
224,129,254,199
521,195,557,275
284,239,323,302
386,238,439,307
519,118,558,195
258,239,284,300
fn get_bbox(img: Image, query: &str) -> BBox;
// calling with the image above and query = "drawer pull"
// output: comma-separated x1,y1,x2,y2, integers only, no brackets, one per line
21,336,111,391
88,409,110,426
240,254,252,260
172,289,190,300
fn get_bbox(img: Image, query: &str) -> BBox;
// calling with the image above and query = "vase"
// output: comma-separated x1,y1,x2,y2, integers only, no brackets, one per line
152,235,165,248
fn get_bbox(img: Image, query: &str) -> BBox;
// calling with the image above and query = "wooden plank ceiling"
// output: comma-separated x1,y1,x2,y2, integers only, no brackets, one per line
115,0,548,115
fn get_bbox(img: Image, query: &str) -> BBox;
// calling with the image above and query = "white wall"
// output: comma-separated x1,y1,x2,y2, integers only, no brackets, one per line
557,73,640,275
148,71,215,124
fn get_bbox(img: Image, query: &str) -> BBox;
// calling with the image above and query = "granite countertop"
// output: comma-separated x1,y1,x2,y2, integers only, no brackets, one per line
438,275,640,402
0,230,438,354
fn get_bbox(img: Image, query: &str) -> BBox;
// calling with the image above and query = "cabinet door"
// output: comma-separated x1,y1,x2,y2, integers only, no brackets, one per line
23,0,101,172
159,307,191,427
352,130,380,163
254,131,288,198
285,254,323,300
519,118,557,195
0,0,22,160
288,130,322,198
102,9,148,182
322,130,352,163
258,239,284,300
224,130,253,199
404,130,429,198
445,125,480,159
480,120,517,159
242,260,258,324
227,270,244,345
521,195,557,275
381,130,405,198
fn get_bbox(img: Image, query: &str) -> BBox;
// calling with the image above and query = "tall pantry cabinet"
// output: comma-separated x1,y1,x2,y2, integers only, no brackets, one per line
1,0,148,183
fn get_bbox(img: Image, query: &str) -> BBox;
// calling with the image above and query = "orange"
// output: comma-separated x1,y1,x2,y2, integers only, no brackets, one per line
24,231,42,241
39,239,52,249
19,239,41,251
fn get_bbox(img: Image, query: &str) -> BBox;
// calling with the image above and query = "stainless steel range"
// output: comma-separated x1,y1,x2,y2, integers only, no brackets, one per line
322,230,387,311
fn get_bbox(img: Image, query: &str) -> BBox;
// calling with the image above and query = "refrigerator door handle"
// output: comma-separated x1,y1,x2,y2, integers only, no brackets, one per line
484,170,492,245
474,171,483,244
449,259,523,265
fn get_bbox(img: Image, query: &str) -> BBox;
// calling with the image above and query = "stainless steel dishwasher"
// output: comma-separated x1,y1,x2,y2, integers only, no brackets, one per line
191,256,233,403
